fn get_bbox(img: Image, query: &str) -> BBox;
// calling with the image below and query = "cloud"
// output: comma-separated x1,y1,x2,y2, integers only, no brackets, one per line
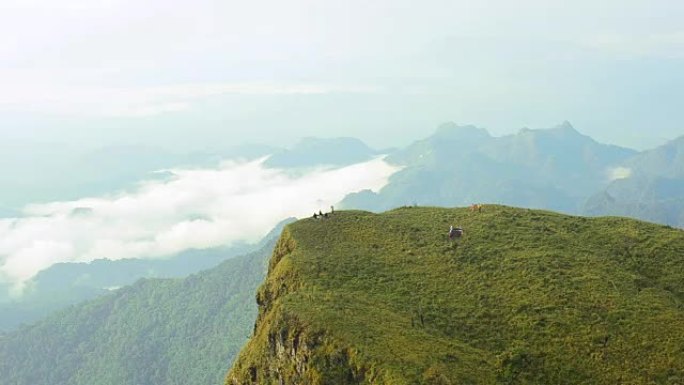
0,78,381,117
583,31,684,59
608,166,632,181
0,157,399,296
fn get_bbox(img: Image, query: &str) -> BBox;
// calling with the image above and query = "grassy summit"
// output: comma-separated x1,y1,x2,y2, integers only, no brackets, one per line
227,206,684,384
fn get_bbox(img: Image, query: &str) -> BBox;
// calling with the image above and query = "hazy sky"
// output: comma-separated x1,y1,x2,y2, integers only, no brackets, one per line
1,0,683,150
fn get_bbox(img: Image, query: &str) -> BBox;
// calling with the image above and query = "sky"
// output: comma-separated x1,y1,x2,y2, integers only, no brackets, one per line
0,157,398,297
0,0,682,151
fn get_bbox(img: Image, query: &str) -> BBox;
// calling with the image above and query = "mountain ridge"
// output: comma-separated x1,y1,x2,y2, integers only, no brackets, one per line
343,122,637,213
585,134,684,227
227,206,684,384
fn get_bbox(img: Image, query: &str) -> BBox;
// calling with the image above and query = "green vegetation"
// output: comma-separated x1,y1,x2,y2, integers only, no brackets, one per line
0,243,253,332
228,206,684,384
0,241,274,385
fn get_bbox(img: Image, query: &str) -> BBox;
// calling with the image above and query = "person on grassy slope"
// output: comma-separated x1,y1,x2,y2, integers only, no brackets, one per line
449,225,463,240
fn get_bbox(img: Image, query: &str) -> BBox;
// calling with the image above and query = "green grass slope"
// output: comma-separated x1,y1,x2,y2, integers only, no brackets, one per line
227,206,684,384
0,240,274,385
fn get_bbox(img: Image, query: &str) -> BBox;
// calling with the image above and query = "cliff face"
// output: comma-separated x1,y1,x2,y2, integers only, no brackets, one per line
226,230,374,384
227,312,369,384
226,207,684,385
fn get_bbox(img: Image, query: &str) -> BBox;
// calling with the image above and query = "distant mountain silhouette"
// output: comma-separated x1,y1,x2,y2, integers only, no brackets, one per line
264,137,378,168
584,135,684,227
342,122,636,213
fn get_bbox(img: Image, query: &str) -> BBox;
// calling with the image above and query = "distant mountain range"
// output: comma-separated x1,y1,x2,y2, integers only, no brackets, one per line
341,122,684,227
585,136,684,227
7,127,681,229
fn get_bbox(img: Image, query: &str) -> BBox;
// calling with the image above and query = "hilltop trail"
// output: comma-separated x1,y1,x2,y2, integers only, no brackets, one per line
227,206,684,384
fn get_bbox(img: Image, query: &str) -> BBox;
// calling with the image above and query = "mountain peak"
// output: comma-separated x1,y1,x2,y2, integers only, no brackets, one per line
624,132,684,179
385,122,492,165
557,120,575,130
550,120,581,136
434,122,491,140
664,134,684,149
514,121,583,140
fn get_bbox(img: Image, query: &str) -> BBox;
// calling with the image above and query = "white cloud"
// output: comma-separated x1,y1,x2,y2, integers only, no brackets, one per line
0,157,399,296
0,78,380,117
583,31,684,58
608,166,632,181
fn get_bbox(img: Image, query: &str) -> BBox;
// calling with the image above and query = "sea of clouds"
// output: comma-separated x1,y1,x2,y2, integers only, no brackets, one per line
0,157,399,297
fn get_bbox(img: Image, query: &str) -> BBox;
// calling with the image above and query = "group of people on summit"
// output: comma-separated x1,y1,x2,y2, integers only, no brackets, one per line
312,206,335,219
310,203,482,242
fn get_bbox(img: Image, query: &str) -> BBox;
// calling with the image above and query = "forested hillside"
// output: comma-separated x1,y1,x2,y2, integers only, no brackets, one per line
0,240,274,385
0,243,253,332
